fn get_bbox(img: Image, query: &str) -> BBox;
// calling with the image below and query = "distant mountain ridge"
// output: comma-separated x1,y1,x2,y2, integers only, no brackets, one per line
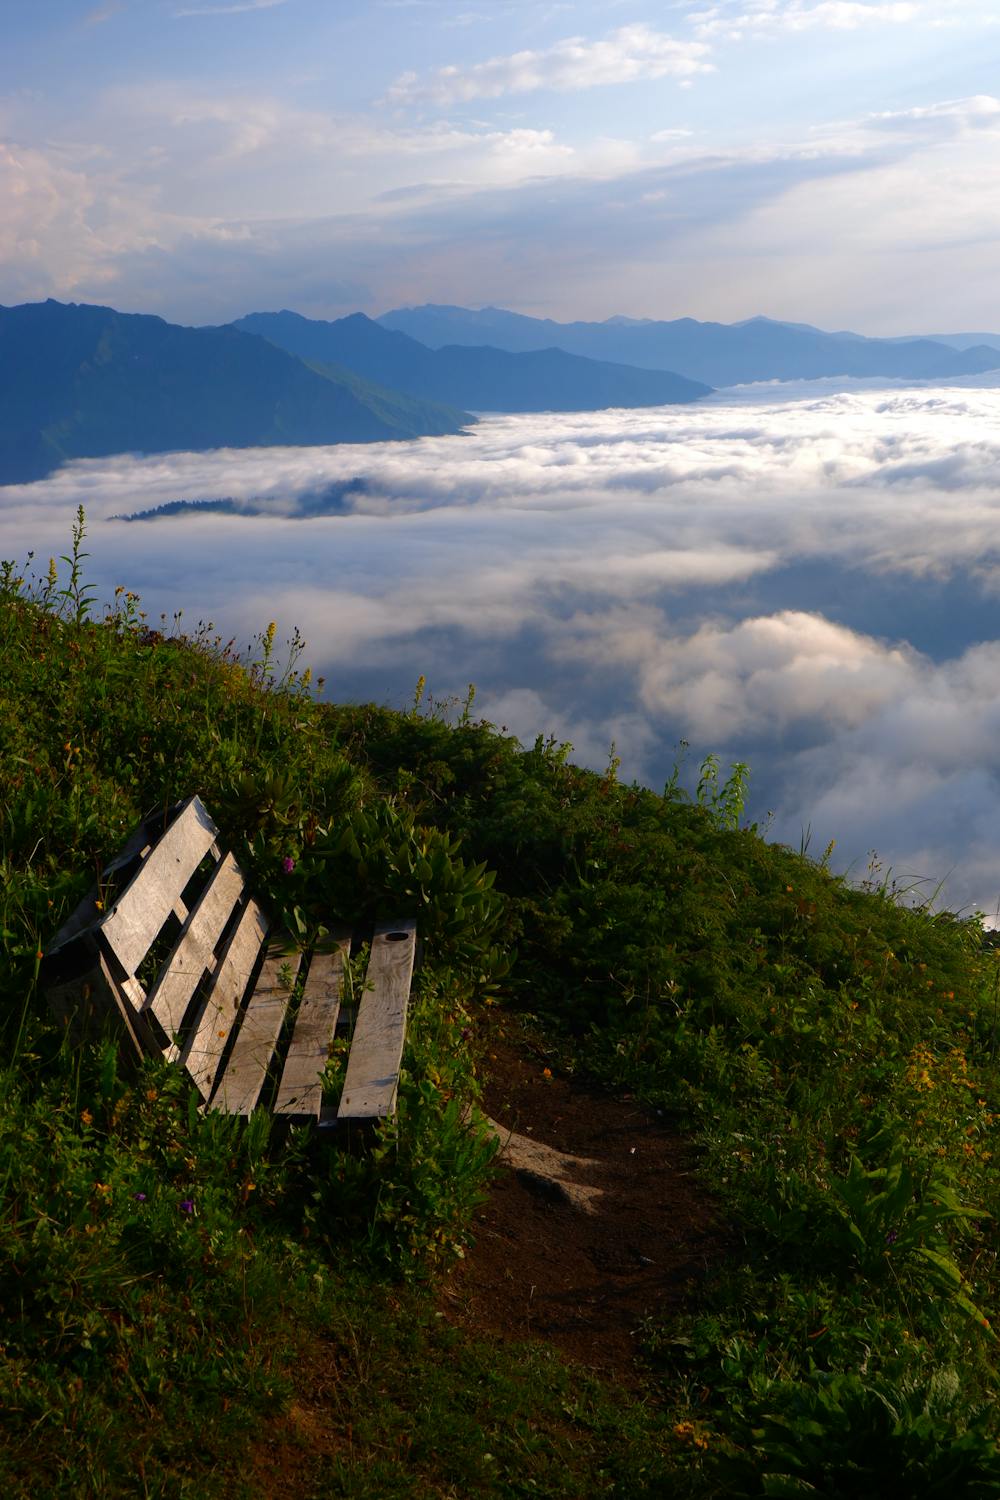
0,300,471,486
376,304,1000,387
232,310,711,411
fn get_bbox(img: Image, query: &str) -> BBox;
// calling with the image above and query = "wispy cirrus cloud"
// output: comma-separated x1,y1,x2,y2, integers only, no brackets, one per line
173,0,290,17
690,0,919,38
386,24,713,106
85,2,126,24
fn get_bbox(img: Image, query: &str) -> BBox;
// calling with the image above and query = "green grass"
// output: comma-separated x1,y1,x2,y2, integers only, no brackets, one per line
3,515,1000,1494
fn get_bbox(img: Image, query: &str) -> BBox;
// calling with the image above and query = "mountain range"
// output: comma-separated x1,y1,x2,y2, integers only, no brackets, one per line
376,305,1000,387
4,297,1000,490
0,300,471,486
233,310,711,411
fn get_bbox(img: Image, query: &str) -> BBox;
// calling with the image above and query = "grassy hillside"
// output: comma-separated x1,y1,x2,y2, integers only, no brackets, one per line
3,516,1000,1495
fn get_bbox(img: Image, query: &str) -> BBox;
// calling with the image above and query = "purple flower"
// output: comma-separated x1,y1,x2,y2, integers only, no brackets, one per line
886,1228,898,1245
179,1198,195,1214
133,1192,147,1202
282,856,295,874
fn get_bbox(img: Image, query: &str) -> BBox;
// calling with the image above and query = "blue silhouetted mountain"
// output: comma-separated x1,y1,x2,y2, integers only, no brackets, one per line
894,331,1000,353
0,300,472,485
233,310,712,410
375,305,1000,387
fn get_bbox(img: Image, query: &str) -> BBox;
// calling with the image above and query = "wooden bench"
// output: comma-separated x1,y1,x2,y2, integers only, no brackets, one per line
41,796,416,1125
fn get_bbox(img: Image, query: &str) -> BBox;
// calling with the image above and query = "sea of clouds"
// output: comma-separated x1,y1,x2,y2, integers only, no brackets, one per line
5,378,1000,914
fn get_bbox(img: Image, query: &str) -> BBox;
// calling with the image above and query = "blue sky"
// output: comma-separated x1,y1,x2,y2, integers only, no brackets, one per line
2,0,999,328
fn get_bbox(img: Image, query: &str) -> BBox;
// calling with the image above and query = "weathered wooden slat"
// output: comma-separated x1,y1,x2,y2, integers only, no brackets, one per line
209,950,301,1115
44,818,157,962
339,921,416,1120
143,852,247,1043
99,797,219,977
178,898,269,1100
273,938,350,1123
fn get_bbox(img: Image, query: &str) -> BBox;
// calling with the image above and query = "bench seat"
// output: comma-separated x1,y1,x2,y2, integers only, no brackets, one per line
41,796,416,1124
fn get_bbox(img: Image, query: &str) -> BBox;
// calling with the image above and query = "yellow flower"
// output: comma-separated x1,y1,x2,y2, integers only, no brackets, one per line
542,1067,553,1079
80,1109,93,1127
94,1182,111,1196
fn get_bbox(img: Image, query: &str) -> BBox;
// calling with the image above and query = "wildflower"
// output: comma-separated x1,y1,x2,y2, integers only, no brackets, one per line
179,1199,194,1214
282,855,295,874
133,1192,147,1202
673,1420,710,1450
94,1182,111,1196
885,1228,898,1245
542,1067,552,1079
80,1109,93,1127
145,1088,158,1102
94,899,104,912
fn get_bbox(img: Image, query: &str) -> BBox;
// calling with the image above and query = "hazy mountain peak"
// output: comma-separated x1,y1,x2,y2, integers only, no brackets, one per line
235,308,711,413
0,299,472,485
378,304,1000,385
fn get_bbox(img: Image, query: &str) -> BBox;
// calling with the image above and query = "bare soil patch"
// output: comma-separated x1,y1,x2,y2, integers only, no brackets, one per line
439,1027,731,1378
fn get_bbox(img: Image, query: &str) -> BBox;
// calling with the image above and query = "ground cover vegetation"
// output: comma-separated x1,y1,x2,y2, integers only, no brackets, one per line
2,512,1000,1494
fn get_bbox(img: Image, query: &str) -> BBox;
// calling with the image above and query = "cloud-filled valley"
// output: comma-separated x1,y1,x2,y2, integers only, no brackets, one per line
5,378,1000,913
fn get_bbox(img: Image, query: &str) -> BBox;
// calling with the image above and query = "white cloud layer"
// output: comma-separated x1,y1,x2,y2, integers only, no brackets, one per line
6,380,1000,911
386,24,713,105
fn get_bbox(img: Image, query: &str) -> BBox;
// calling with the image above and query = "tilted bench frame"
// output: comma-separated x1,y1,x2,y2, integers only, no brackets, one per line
41,796,416,1125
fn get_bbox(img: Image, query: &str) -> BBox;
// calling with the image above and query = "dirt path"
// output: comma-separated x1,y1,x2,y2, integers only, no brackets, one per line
247,1025,731,1495
439,1028,729,1378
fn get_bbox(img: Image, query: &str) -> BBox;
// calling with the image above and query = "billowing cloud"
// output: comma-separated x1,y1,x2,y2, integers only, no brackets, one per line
386,24,713,106
2,77,1000,327
6,379,1000,909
